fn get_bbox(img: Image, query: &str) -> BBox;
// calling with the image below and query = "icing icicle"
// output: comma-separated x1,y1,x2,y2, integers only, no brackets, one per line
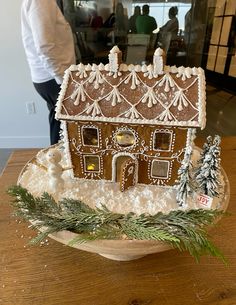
106,87,122,106
141,87,159,108
88,64,104,89
124,66,140,89
158,73,175,92
172,90,189,111
72,83,86,105
124,106,141,119
76,63,88,79
85,101,102,117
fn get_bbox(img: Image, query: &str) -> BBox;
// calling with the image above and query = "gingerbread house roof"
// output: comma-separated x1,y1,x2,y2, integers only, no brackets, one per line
56,47,206,129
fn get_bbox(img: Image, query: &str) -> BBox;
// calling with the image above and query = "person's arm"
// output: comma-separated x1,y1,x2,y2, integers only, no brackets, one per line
152,17,157,32
28,0,66,84
161,19,175,33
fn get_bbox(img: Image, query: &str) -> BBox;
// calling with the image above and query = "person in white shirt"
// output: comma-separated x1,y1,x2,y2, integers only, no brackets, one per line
21,0,76,144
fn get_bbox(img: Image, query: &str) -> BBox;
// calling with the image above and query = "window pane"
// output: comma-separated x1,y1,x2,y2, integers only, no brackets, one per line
83,127,98,146
151,160,169,178
116,131,135,147
84,156,100,172
154,132,171,151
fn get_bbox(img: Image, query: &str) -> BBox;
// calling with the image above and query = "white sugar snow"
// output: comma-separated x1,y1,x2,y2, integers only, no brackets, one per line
18,147,227,216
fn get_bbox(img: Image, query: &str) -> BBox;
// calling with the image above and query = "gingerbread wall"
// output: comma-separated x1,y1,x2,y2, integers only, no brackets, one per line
65,121,190,186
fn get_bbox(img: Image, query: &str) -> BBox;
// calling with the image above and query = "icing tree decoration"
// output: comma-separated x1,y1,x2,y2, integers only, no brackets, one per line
176,145,193,207
88,64,104,89
106,86,122,106
76,63,88,79
46,149,64,194
194,135,222,197
172,89,189,111
141,87,159,108
153,48,165,76
158,73,175,92
71,83,86,105
124,65,140,89
108,46,122,77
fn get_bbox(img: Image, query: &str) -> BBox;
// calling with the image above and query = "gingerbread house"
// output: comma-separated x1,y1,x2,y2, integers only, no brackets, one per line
55,47,206,191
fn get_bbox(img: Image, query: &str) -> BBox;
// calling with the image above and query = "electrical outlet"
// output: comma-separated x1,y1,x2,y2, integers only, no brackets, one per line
26,102,36,115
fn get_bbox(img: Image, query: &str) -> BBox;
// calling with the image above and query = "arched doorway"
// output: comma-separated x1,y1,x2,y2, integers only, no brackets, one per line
112,153,138,191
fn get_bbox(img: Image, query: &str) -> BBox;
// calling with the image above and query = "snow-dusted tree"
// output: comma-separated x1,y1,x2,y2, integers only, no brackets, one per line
176,146,193,207
194,136,212,178
195,135,221,197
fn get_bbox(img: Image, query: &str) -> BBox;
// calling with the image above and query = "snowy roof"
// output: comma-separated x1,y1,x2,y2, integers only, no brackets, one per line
56,47,206,129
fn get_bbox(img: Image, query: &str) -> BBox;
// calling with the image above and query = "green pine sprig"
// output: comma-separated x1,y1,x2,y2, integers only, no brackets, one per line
7,185,227,263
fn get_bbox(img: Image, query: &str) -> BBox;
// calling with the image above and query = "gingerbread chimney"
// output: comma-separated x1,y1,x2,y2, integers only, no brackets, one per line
108,45,122,74
153,48,166,76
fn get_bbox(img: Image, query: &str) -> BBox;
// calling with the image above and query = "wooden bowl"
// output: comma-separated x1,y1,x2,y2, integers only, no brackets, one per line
17,146,230,261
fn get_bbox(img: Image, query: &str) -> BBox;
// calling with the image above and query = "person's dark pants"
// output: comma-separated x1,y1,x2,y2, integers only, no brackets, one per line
33,79,61,145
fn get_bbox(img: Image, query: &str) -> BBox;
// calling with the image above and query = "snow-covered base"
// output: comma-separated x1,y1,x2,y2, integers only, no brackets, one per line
18,145,227,216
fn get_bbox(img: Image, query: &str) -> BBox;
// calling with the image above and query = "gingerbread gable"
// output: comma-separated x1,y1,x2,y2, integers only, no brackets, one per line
56,47,206,129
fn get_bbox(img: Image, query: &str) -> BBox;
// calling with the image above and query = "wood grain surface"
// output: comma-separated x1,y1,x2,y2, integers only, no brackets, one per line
0,138,236,305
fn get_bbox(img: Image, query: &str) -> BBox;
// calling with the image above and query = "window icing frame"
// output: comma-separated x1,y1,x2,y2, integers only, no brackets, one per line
151,129,173,152
150,159,170,179
81,125,100,147
83,155,101,173
112,126,139,151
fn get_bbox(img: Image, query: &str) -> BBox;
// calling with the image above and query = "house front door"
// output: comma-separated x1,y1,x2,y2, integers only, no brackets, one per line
119,158,138,192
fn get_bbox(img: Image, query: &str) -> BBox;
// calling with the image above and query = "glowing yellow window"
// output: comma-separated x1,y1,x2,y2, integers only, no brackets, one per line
82,127,99,146
153,132,171,151
84,156,100,172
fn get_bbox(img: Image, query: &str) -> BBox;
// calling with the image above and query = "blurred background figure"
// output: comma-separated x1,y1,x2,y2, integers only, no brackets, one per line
114,2,128,44
184,6,192,45
90,10,103,30
136,4,157,35
159,6,179,53
160,6,179,39
57,0,76,32
21,0,76,144
129,6,141,34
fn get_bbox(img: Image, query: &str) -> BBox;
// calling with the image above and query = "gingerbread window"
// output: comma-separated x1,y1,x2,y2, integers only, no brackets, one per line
153,131,172,151
151,160,169,179
115,130,135,147
82,127,99,146
84,156,100,172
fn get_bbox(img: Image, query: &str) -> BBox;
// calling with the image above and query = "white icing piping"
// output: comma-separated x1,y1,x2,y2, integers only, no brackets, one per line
57,114,203,128
56,60,206,128
111,152,136,182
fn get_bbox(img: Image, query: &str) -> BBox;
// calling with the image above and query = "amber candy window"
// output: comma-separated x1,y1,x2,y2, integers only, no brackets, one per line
84,156,100,172
82,127,99,146
153,132,171,151
151,160,169,178
115,130,135,147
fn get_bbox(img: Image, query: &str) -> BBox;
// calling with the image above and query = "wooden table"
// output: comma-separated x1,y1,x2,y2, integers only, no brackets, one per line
0,137,236,305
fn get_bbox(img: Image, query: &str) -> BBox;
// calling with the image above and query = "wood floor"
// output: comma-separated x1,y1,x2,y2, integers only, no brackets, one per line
0,84,235,175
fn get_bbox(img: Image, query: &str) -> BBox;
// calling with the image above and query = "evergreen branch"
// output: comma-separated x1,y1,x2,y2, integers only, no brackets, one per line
7,185,227,263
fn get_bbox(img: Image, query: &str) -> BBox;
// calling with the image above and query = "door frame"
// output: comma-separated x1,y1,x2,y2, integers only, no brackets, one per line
112,152,137,182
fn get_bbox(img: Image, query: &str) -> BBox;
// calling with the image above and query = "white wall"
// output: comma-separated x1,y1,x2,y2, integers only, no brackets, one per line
0,1,50,148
